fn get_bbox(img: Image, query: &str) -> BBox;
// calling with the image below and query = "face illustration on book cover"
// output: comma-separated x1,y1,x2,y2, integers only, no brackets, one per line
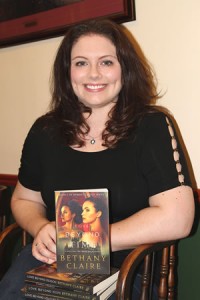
55,189,110,274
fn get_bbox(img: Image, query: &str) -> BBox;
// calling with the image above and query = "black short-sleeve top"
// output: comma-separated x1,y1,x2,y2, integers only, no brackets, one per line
18,111,191,267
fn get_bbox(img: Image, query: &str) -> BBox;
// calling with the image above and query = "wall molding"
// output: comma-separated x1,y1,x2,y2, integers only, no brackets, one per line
195,188,200,204
0,173,199,203
0,174,18,186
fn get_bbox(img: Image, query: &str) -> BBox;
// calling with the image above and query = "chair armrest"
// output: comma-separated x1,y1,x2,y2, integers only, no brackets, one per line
0,223,24,279
0,222,22,245
0,222,29,248
116,240,176,300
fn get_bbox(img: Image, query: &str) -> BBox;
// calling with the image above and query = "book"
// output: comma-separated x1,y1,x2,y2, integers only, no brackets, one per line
23,293,71,300
55,188,110,274
23,281,117,300
25,263,119,295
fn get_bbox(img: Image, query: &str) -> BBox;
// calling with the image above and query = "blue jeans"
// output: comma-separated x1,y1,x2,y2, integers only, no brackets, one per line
0,244,42,300
0,244,158,300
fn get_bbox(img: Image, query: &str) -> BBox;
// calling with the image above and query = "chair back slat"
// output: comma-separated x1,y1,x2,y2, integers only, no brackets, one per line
22,230,28,247
168,244,176,299
0,185,8,232
115,241,176,300
158,246,169,299
140,254,151,300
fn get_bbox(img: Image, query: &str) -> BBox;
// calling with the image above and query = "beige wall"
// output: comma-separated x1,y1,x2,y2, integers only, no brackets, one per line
0,0,199,187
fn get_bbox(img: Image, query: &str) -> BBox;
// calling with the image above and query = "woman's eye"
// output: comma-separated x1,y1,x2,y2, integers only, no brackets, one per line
75,61,87,67
101,60,113,66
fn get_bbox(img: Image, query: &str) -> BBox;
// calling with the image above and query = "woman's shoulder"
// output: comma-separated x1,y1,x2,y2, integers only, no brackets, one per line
139,107,174,130
28,114,60,140
30,114,58,131
131,107,177,145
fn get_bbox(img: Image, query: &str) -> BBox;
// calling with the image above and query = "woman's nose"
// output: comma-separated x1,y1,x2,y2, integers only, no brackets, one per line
89,64,102,79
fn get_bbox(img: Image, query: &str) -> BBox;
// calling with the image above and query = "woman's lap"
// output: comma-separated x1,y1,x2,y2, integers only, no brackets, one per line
0,244,158,300
0,243,42,300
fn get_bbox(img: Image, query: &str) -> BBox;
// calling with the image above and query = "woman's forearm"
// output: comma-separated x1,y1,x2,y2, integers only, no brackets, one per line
11,181,50,238
110,186,195,251
11,198,49,238
111,206,172,251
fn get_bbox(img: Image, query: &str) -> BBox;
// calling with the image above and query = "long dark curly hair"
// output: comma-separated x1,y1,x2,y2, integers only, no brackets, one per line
44,19,159,147
61,199,82,224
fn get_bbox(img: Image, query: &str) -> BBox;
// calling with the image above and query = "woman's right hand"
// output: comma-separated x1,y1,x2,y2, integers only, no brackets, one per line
32,221,57,264
11,181,57,264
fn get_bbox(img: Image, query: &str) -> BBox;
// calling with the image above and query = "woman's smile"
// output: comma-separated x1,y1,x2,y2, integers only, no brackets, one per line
84,84,106,92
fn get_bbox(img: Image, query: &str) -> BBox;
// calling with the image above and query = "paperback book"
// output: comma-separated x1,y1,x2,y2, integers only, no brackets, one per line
23,281,117,300
25,263,119,295
55,188,110,274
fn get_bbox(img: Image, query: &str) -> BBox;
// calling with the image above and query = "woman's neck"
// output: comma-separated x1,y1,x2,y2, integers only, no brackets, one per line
63,221,74,231
71,109,109,152
72,106,114,152
84,108,109,136
89,218,103,233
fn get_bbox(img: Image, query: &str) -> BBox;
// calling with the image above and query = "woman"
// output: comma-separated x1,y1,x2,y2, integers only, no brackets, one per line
58,199,82,238
56,199,83,266
0,19,194,299
81,197,109,255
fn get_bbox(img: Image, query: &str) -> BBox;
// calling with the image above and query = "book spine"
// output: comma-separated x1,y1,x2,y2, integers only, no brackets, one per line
26,274,93,293
25,285,98,300
24,291,72,300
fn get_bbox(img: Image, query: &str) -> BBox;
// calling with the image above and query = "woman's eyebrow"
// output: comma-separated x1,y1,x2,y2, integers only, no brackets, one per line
71,56,87,61
71,54,117,61
100,55,118,60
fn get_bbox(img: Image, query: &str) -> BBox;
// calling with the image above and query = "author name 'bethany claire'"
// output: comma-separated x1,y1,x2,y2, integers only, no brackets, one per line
58,254,107,271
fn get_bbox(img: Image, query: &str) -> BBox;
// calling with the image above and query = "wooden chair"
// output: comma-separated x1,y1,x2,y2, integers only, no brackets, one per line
0,184,16,233
0,223,30,279
0,185,8,231
116,240,176,300
0,221,177,299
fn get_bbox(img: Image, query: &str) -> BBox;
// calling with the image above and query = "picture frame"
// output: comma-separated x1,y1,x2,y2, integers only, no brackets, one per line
0,0,136,48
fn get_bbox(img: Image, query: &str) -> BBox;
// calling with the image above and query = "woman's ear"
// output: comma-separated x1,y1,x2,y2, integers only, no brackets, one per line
97,211,102,218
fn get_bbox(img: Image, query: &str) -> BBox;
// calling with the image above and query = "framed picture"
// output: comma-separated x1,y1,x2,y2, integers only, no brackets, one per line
0,0,136,48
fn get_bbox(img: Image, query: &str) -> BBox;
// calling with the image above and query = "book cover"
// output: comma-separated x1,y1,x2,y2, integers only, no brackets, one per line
23,280,117,300
55,188,110,274
25,263,119,295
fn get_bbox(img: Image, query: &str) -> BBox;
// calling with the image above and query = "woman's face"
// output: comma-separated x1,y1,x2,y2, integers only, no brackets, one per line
61,205,74,223
82,200,101,224
70,34,122,110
